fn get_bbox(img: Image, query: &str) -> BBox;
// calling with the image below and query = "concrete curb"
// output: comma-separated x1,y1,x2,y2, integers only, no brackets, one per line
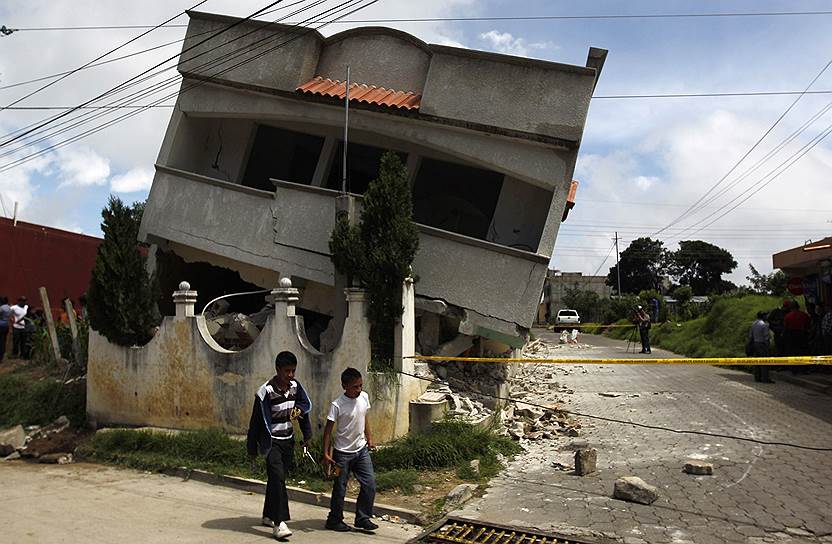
162,467,422,524
771,372,832,396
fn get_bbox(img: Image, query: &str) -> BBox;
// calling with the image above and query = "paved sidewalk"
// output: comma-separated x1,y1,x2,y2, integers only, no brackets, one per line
458,332,832,544
0,462,419,543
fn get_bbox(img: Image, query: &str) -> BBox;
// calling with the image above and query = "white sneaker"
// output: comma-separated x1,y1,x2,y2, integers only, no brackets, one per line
262,517,275,527
273,521,292,539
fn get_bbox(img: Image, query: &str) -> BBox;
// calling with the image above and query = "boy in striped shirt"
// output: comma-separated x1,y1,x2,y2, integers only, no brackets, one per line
247,351,312,539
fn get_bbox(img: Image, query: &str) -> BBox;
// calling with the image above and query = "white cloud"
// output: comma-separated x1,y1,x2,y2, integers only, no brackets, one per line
634,176,659,190
56,146,110,188
111,167,154,193
561,109,832,285
478,30,555,57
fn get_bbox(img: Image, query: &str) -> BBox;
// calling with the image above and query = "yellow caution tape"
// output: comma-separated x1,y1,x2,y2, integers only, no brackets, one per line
409,355,832,366
546,323,636,329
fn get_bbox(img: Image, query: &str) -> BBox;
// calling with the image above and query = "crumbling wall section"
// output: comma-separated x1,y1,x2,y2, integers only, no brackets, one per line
86,280,423,443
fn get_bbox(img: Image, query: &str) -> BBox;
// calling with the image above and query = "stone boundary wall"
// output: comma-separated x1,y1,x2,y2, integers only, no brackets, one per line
86,280,425,442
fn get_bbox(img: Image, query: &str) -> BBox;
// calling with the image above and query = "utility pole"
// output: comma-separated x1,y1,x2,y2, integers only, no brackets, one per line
341,65,350,194
614,231,622,296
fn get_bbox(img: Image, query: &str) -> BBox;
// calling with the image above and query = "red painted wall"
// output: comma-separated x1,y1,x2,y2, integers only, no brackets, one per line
0,217,101,314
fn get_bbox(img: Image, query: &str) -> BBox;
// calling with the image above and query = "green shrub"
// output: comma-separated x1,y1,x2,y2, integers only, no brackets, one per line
373,419,519,472
376,468,419,494
0,374,86,428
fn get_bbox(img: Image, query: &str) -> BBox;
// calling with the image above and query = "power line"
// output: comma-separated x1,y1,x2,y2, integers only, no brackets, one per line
593,90,832,99
397,370,832,452
578,198,832,213
0,0,291,149
0,0,312,93
0,0,339,161
7,9,832,32
0,0,382,172
1,105,176,110
685,122,832,237
651,57,832,237
0,1,206,111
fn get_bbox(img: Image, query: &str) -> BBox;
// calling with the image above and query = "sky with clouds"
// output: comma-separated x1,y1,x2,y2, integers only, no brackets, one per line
1,0,831,285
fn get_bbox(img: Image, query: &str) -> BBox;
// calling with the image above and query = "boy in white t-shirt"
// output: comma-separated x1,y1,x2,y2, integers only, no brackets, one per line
323,367,377,532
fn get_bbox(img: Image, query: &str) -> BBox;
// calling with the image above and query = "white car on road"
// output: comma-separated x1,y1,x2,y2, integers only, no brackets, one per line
554,309,581,329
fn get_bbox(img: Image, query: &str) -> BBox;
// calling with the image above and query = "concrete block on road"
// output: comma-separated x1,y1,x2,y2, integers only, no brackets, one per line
0,425,26,456
613,476,659,505
574,448,597,476
683,460,713,475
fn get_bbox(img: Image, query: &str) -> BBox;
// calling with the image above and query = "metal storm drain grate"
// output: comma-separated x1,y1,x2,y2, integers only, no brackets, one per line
410,516,598,544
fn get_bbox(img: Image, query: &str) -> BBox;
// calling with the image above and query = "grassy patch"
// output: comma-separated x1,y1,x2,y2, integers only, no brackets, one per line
376,468,419,494
601,295,785,358
0,373,86,428
79,420,519,498
373,419,520,472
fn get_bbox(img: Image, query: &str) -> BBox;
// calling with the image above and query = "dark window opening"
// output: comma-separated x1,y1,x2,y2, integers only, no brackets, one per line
325,142,407,195
412,158,504,240
242,125,324,191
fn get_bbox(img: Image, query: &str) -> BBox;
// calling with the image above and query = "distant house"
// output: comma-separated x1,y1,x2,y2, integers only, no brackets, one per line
538,270,613,323
773,236,832,306
0,217,100,314
140,11,606,351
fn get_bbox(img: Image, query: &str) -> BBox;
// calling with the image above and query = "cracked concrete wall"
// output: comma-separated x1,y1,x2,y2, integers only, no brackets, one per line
141,167,548,330
87,286,424,443
420,46,596,142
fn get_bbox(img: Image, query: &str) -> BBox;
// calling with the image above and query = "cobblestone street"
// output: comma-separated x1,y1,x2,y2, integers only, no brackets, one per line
458,331,832,544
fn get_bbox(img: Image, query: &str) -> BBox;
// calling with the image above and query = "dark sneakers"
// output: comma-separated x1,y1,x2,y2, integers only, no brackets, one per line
355,519,379,531
325,520,352,532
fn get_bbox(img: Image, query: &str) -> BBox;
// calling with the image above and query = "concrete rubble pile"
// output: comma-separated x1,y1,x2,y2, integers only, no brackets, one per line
0,416,78,463
420,380,494,424
205,300,273,350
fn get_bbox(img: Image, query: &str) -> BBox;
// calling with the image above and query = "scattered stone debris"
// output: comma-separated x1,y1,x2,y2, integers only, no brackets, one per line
420,381,494,425
0,424,26,456
784,527,815,538
20,416,78,459
613,476,659,505
445,483,478,510
469,459,480,476
683,460,714,475
599,392,623,398
3,451,21,461
574,448,597,476
551,461,573,472
38,452,73,464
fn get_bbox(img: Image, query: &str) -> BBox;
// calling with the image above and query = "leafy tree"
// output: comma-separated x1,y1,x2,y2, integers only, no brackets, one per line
87,196,160,346
670,240,737,295
606,237,667,294
746,263,788,296
329,152,420,365
562,287,602,322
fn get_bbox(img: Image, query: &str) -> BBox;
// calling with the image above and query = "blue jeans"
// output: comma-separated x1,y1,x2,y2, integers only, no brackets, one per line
327,446,376,525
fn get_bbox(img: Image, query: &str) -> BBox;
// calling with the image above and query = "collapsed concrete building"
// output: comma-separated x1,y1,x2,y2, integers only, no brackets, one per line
140,10,605,356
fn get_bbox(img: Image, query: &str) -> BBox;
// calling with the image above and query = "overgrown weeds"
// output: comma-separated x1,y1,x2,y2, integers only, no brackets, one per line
0,373,86,428
79,419,519,497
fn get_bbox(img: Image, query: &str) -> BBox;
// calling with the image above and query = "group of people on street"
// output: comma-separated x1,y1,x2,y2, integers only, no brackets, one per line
247,351,378,540
0,294,86,362
747,298,832,382
0,296,39,361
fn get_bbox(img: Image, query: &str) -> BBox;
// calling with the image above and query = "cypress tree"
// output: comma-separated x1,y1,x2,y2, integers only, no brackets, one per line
87,196,160,346
329,152,420,365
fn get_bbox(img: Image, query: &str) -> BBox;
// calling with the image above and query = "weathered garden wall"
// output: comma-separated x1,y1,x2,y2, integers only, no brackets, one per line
87,280,425,442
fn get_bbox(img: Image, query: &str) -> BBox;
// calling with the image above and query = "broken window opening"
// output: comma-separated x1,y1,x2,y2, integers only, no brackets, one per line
412,158,504,240
324,141,407,195
155,249,271,351
242,125,325,191
295,307,331,351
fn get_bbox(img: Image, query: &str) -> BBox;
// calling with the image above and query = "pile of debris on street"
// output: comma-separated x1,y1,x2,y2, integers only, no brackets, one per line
0,416,79,464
